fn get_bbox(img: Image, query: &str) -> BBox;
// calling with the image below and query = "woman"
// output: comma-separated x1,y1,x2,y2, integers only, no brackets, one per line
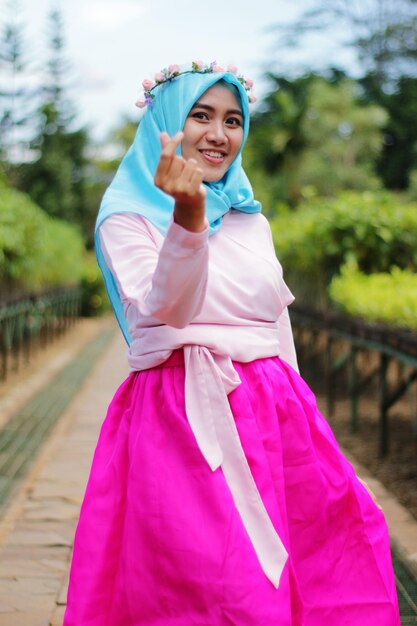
64,63,400,625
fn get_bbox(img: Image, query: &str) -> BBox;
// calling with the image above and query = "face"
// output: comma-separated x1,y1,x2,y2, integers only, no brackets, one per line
181,82,244,182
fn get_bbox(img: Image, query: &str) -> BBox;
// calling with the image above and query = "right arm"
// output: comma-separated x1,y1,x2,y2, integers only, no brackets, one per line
99,213,209,329
99,131,209,329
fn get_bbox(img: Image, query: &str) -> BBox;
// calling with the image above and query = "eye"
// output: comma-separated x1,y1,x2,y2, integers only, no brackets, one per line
226,116,242,127
190,111,209,121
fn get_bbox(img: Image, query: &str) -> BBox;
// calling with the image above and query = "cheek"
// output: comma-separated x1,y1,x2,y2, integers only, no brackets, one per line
231,131,244,157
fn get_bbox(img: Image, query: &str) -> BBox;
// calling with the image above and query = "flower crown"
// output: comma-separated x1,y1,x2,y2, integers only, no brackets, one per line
135,61,256,109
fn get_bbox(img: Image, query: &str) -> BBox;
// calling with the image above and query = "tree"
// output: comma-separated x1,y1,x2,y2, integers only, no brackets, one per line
271,0,417,90
19,6,90,229
359,73,417,190
0,0,33,169
244,72,386,207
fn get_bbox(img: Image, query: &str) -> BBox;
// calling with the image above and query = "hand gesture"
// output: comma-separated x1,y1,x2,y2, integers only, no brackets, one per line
154,132,206,232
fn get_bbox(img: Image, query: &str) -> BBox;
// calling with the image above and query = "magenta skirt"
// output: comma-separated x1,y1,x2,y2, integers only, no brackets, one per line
63,354,400,625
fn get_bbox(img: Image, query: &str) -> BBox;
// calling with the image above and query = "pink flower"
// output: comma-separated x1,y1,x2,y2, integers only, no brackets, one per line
248,94,257,104
227,64,238,74
193,59,204,70
154,72,164,83
245,78,254,88
135,99,146,108
142,79,154,91
212,65,224,72
168,64,180,74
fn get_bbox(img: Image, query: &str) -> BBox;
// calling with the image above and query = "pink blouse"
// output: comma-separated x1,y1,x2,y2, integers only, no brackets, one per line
99,210,298,372
98,209,298,588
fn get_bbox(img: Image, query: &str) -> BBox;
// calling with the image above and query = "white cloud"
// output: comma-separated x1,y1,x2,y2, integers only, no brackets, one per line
81,0,146,32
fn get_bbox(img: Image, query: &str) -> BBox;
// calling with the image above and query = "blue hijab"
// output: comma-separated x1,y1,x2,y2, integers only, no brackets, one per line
95,69,261,344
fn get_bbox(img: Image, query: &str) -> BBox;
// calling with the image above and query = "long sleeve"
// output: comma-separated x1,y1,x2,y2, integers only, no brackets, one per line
99,213,209,329
278,307,299,373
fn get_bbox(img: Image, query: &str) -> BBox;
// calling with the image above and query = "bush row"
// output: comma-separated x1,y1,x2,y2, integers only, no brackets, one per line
271,191,417,310
271,191,417,275
0,186,85,292
329,267,417,330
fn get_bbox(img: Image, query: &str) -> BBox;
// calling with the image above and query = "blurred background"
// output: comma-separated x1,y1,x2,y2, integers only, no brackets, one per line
0,1,417,619
1,0,417,315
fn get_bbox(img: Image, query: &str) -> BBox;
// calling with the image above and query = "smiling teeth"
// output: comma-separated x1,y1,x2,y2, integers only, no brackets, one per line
204,151,224,158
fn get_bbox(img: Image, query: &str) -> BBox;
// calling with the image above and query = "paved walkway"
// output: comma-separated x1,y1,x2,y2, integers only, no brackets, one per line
0,323,128,625
0,324,416,624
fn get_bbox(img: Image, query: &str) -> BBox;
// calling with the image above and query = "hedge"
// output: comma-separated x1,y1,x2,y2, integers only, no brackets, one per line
0,187,85,292
271,191,417,309
329,267,417,330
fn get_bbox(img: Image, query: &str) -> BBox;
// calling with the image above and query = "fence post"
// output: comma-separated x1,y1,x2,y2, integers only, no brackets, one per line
379,353,389,457
350,346,359,433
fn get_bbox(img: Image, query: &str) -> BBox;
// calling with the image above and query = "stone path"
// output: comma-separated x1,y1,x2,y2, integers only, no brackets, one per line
0,322,415,624
0,323,128,625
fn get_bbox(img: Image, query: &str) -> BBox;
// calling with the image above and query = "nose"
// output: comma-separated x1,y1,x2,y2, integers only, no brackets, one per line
205,120,227,144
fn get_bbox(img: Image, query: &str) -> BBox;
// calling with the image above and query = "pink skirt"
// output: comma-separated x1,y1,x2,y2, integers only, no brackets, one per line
63,354,400,625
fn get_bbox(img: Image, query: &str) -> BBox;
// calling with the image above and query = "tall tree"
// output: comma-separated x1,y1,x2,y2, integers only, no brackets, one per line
19,6,90,228
0,0,32,169
366,76,417,189
269,0,417,191
271,0,417,89
244,72,386,207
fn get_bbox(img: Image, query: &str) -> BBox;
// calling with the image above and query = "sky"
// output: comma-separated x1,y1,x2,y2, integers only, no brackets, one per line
8,0,356,142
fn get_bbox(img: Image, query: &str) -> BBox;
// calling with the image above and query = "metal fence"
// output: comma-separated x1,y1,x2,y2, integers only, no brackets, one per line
0,288,81,382
291,304,417,457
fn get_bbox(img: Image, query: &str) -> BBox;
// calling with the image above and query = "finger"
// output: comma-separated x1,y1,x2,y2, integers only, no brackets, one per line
176,159,204,195
160,131,183,157
156,156,186,195
174,159,200,194
155,134,184,183
179,158,199,185
189,168,205,196
159,132,171,149
155,132,184,183
167,155,186,183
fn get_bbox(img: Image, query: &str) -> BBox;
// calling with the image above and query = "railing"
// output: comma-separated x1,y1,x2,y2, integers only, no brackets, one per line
0,288,81,382
291,304,417,457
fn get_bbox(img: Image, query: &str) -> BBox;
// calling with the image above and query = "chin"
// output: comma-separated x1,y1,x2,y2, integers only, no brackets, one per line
203,170,226,184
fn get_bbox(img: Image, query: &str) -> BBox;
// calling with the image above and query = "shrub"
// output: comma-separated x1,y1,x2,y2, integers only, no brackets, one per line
0,187,84,293
270,191,417,308
329,266,417,330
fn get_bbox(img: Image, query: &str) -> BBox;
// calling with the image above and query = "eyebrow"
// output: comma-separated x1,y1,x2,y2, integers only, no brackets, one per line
191,102,243,116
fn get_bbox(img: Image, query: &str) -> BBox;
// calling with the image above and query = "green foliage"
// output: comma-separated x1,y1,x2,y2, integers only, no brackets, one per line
365,76,417,190
408,168,417,201
299,78,386,194
19,102,90,225
270,1,417,90
0,186,84,292
80,251,110,317
272,190,417,274
329,267,417,330
15,7,93,239
245,74,386,206
270,191,417,308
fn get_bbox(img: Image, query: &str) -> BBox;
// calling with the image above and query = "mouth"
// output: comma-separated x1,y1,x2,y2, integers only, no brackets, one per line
199,149,227,165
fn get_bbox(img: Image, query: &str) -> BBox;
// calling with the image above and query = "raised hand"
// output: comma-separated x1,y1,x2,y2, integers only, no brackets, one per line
154,132,206,233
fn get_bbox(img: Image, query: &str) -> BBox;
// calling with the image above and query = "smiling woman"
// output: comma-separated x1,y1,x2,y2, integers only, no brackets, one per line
181,81,244,182
63,62,401,626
